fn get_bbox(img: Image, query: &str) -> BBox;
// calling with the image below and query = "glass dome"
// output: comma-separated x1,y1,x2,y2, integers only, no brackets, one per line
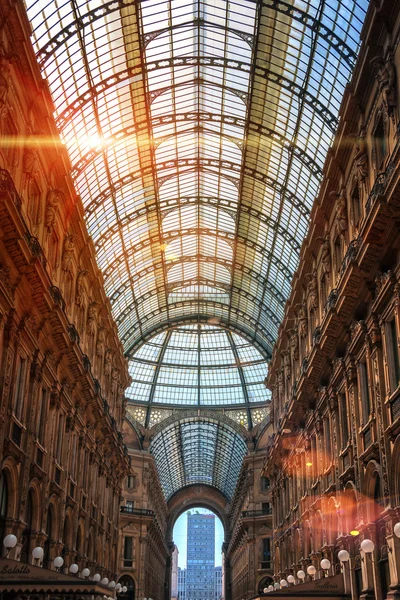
126,323,269,408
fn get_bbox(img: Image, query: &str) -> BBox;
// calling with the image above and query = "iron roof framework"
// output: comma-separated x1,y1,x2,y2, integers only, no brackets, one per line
25,0,369,499
26,0,368,358
149,417,248,500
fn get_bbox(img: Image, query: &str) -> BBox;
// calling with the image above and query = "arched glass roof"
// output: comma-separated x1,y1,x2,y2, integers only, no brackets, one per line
125,323,270,427
25,0,369,358
149,417,248,500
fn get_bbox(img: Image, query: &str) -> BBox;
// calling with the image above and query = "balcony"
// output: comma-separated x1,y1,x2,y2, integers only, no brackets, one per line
241,508,272,518
120,506,155,517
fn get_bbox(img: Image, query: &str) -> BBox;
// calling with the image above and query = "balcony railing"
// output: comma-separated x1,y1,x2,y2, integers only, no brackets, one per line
242,509,272,518
120,506,154,517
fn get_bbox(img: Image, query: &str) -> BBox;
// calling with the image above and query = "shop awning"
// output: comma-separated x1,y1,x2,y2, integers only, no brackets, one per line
255,574,349,599
0,558,113,595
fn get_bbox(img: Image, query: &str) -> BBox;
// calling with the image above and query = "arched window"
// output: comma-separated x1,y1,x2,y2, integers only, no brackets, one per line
20,489,33,563
76,525,83,556
0,472,8,541
44,505,53,568
62,514,71,554
119,575,135,600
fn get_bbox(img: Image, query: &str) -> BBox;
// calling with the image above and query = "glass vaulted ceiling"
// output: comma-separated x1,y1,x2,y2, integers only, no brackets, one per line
125,324,271,429
150,418,248,500
26,0,368,358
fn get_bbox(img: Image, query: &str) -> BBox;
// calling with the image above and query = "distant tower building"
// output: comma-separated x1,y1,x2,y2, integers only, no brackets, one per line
171,546,179,600
186,513,215,600
214,566,222,600
178,567,187,600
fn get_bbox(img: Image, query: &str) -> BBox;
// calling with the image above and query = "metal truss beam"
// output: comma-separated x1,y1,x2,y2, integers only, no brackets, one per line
124,314,270,358
145,330,172,428
262,0,358,67
72,113,321,180
121,299,276,353
226,331,252,429
56,57,338,133
108,254,286,309
94,206,301,258
114,276,281,330
102,227,294,283
142,19,255,50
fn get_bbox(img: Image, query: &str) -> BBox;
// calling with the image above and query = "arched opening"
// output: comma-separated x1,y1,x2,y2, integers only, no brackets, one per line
0,471,8,541
344,486,358,536
172,508,224,600
119,574,135,600
258,576,274,594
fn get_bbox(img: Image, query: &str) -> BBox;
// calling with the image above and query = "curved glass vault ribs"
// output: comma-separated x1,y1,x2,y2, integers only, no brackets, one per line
26,0,368,358
125,323,271,428
149,418,248,500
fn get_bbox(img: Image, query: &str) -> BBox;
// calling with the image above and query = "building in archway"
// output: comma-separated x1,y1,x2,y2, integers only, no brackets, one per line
186,512,215,600
2,0,400,599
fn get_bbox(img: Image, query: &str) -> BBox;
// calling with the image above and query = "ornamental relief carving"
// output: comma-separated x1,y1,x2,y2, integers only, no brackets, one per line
371,51,397,121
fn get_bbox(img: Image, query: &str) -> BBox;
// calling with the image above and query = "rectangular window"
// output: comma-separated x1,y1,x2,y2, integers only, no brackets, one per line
386,318,400,393
127,475,136,488
37,388,47,446
340,393,349,448
261,502,271,514
260,477,270,491
70,434,77,480
56,413,64,464
262,538,271,568
13,356,27,421
324,416,331,468
124,536,133,567
359,361,371,424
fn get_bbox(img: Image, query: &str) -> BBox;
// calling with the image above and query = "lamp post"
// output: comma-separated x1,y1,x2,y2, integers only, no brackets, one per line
32,546,44,567
54,556,64,571
3,535,17,557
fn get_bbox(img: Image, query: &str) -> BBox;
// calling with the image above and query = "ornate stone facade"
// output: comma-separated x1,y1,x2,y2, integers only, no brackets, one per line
0,0,129,580
227,430,274,600
118,422,170,599
264,2,400,599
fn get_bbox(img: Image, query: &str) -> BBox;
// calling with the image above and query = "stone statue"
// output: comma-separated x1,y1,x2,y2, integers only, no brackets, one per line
277,369,284,399
282,351,291,380
297,304,308,338
353,130,368,186
307,271,318,311
23,138,39,179
61,234,74,272
96,327,106,357
86,301,98,336
289,329,299,362
104,348,113,376
0,64,8,117
45,188,64,231
372,53,397,118
75,269,88,307
335,188,348,237
317,236,331,278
